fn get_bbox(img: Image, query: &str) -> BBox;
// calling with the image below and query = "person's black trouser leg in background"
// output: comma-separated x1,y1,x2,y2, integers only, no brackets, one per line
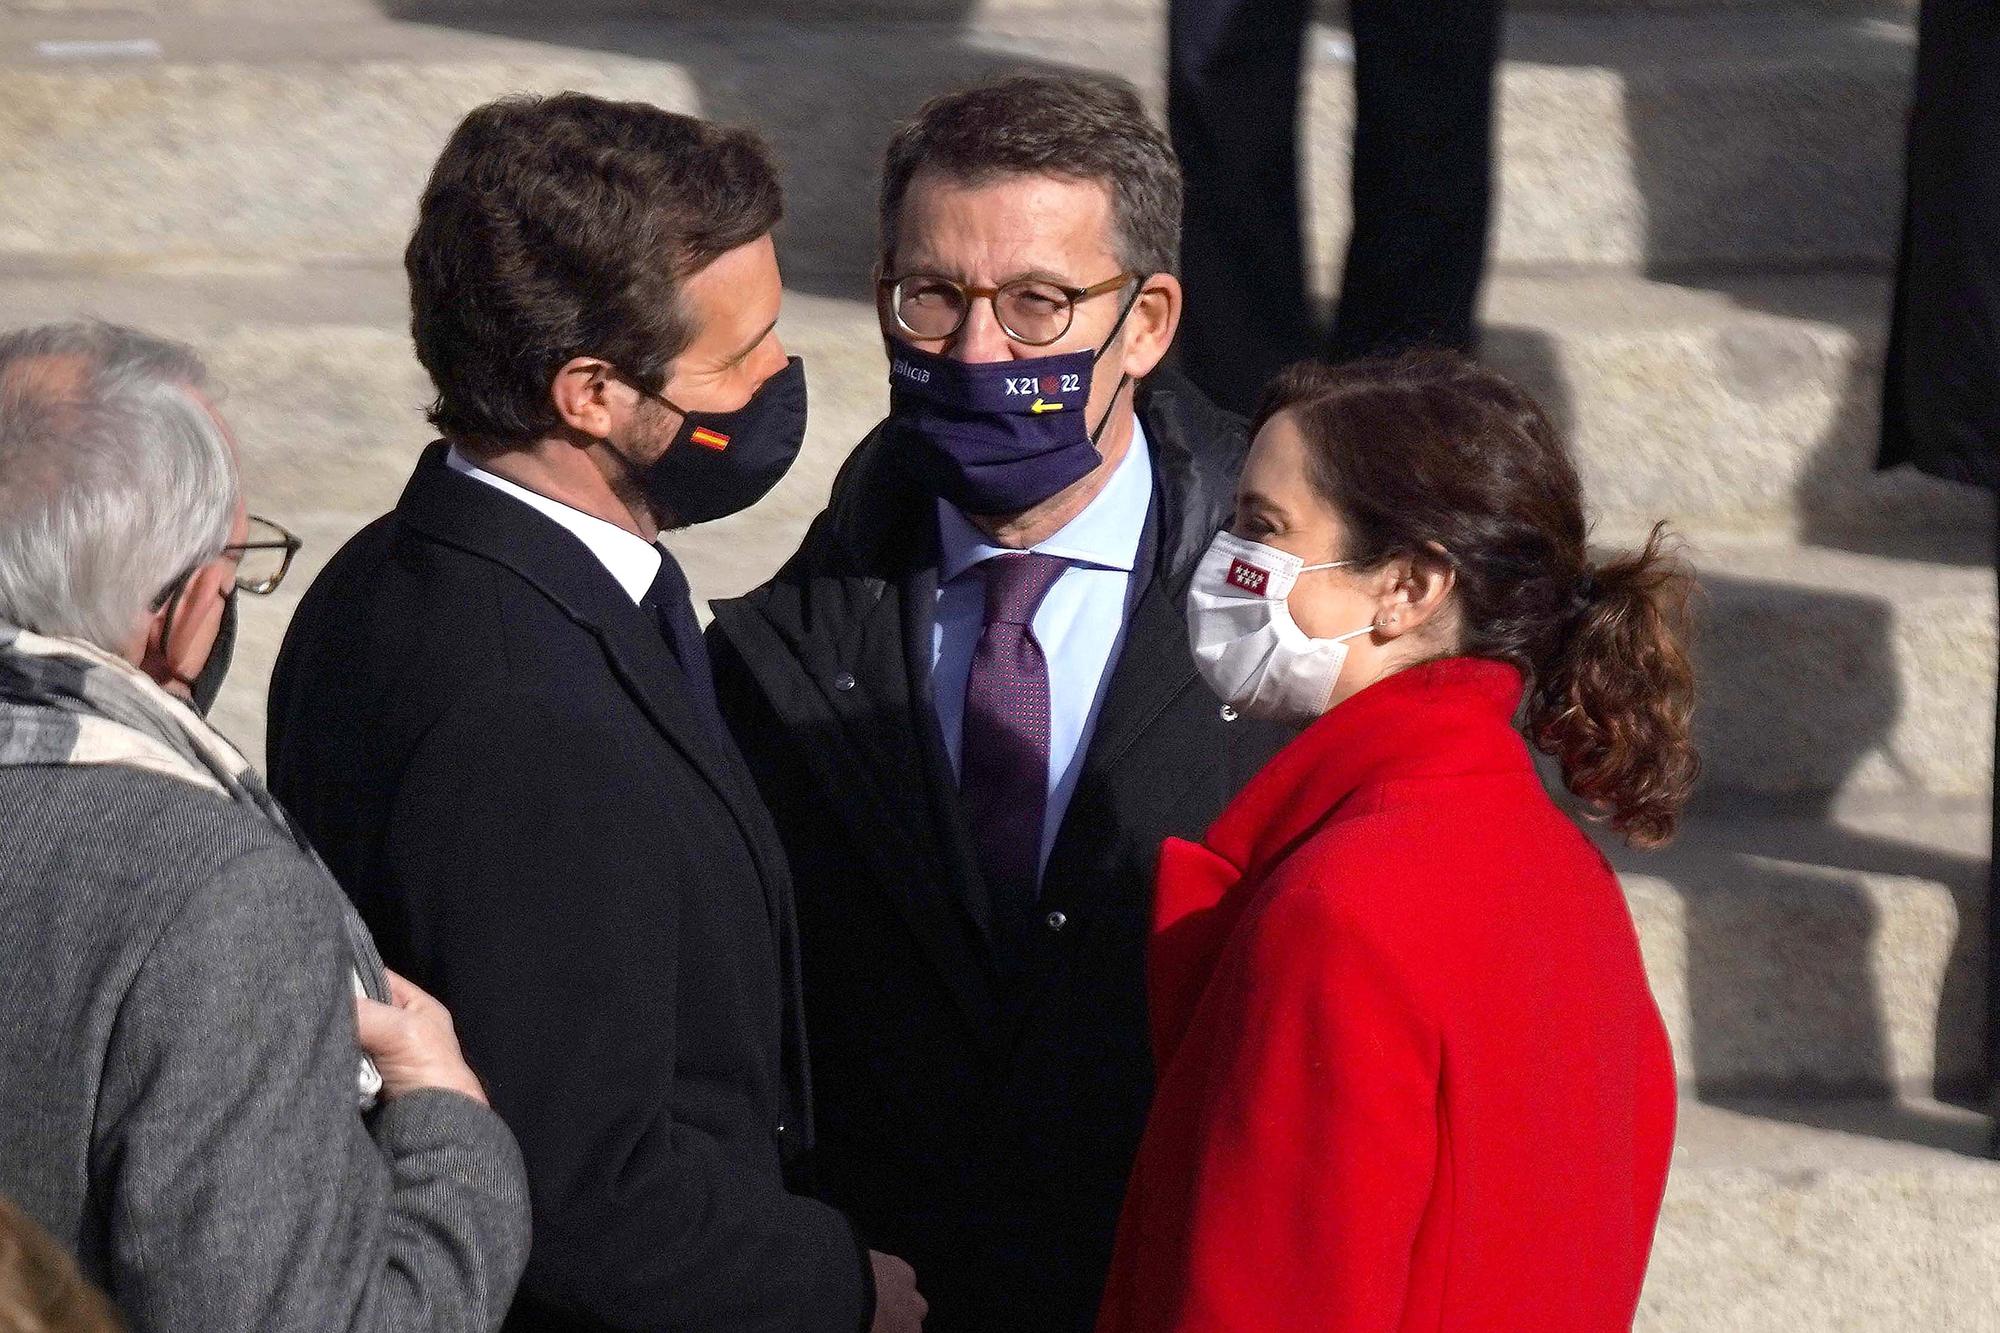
1168,0,1317,417
1329,0,1504,362
1171,0,1505,414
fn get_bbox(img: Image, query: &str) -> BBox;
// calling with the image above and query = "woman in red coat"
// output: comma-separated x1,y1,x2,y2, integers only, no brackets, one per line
1097,351,1694,1332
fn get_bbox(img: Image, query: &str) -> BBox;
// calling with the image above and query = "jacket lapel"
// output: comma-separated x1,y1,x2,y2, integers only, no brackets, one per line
713,556,1007,1050
397,444,783,899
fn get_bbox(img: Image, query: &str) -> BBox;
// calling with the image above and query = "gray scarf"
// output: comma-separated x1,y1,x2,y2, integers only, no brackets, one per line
0,620,387,1107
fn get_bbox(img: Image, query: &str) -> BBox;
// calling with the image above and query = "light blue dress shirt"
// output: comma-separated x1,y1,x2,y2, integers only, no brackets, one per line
931,421,1154,876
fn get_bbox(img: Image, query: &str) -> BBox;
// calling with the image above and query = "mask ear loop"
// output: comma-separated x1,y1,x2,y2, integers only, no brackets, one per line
1086,280,1147,448
150,566,199,695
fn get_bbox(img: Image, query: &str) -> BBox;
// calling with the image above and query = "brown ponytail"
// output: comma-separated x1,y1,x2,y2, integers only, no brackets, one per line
1254,351,1700,847
1527,523,1699,847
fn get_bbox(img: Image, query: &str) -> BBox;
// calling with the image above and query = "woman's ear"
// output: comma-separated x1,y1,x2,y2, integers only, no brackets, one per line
1117,273,1184,382
1373,546,1457,641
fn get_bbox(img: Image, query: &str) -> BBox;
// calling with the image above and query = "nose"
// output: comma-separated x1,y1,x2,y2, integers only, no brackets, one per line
742,331,790,395
948,294,1014,366
761,331,790,376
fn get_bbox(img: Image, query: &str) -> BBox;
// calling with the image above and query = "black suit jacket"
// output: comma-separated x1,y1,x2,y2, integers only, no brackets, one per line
267,444,869,1333
706,373,1294,1333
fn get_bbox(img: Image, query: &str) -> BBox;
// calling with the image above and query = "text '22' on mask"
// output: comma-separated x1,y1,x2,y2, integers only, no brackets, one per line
888,289,1140,516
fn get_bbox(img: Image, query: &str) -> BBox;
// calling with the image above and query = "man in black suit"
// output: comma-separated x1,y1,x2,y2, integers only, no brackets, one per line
708,74,1294,1333
268,93,924,1333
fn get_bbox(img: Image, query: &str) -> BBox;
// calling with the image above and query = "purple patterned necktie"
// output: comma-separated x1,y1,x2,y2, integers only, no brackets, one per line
960,551,1069,930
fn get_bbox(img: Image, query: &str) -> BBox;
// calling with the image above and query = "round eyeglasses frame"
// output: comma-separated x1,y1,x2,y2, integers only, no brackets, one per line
879,271,1138,346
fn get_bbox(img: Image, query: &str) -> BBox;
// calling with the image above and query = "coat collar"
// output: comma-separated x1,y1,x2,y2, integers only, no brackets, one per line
1147,657,1530,1066
395,442,780,878
1200,656,1531,884
442,444,662,603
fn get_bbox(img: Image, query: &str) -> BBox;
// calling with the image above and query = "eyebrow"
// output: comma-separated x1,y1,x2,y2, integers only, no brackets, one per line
892,263,1082,289
725,318,779,366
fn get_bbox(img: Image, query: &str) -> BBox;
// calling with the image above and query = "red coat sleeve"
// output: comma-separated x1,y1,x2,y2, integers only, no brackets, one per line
1102,877,1442,1333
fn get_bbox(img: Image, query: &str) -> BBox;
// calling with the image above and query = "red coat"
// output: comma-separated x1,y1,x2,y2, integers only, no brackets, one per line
1096,657,1676,1333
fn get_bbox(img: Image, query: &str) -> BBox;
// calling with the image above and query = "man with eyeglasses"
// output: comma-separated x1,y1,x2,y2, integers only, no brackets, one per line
707,73,1295,1333
0,320,530,1333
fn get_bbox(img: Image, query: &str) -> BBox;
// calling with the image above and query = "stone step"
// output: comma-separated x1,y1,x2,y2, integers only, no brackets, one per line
1683,537,1994,806
1641,1097,2000,1331
7,264,1987,543
1482,269,1993,544
0,0,1918,19
4,266,1990,803
0,6,1914,274
1606,801,1988,1095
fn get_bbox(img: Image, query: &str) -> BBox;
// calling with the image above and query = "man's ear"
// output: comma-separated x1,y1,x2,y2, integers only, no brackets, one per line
1117,272,1183,382
551,356,618,439
139,561,226,691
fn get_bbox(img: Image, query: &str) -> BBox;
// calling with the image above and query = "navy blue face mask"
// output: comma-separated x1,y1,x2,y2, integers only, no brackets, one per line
889,291,1139,516
614,356,809,529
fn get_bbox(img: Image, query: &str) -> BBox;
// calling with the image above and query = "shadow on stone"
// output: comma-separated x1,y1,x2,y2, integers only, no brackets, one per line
377,1,1092,301
1610,9,1992,1139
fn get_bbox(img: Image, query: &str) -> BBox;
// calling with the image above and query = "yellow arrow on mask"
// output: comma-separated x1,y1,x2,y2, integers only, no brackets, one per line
1030,399,1064,414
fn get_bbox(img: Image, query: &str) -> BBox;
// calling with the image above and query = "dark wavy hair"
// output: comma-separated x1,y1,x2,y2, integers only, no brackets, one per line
407,92,783,447
1254,350,1700,847
878,72,1182,278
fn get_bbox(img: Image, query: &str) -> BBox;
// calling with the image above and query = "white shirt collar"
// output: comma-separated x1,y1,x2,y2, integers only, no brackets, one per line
445,446,663,604
937,418,1153,584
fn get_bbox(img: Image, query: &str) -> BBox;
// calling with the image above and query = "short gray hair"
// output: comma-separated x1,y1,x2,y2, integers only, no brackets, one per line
879,72,1184,278
0,322,237,652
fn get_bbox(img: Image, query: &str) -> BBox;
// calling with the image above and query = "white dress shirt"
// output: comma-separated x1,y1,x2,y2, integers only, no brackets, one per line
931,421,1153,876
445,446,662,603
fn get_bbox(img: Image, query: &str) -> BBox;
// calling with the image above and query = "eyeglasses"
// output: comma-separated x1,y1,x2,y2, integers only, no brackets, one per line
222,514,302,595
879,271,1137,346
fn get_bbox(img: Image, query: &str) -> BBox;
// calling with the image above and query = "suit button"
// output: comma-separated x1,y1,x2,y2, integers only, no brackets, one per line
1219,704,1239,722
774,1122,789,1140
832,672,856,692
1045,911,1067,932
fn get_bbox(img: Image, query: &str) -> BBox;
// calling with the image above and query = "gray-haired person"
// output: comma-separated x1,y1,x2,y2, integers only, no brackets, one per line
0,321,531,1332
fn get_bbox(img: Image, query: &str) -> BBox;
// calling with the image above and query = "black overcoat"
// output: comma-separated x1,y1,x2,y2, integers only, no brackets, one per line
268,444,870,1333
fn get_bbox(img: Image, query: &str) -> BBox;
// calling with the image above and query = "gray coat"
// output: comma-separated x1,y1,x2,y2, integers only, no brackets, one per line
0,763,532,1332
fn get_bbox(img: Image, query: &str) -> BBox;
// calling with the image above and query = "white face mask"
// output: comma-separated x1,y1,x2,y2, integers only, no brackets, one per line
1186,531,1377,723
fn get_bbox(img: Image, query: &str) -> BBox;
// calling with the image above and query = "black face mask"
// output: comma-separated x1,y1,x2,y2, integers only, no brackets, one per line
156,573,236,717
189,589,236,716
613,356,809,528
